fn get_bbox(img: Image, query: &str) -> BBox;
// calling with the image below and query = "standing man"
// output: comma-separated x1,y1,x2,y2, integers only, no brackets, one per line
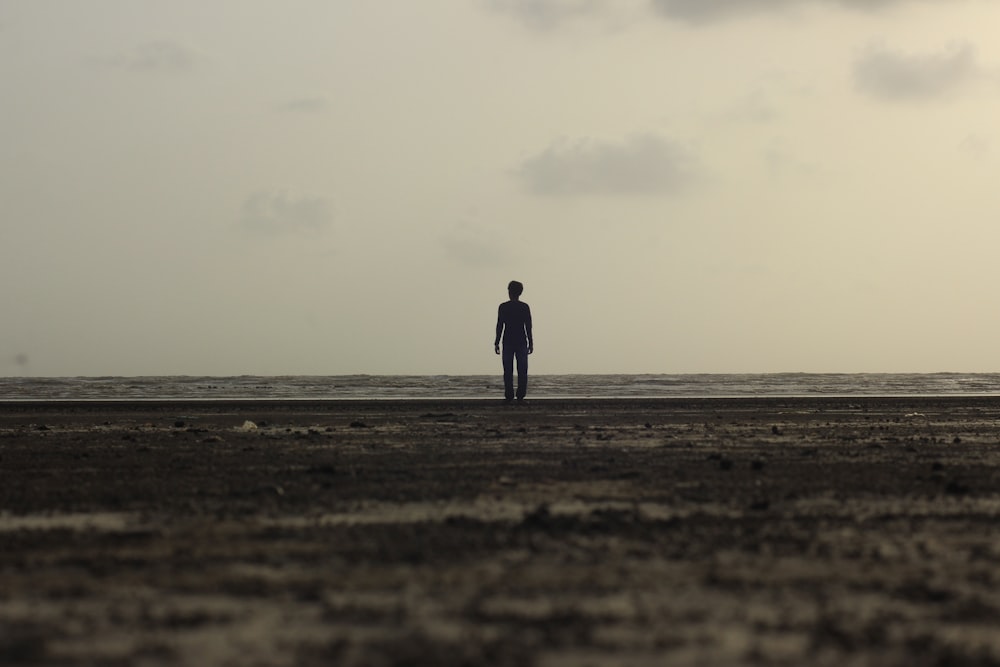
495,280,533,403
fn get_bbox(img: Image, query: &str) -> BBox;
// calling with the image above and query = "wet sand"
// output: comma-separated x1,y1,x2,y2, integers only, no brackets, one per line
3,397,1000,666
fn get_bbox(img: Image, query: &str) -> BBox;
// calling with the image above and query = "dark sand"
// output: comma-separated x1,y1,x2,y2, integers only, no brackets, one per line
3,397,1000,666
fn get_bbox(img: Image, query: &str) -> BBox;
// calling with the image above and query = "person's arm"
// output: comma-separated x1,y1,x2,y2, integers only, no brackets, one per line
525,305,533,354
494,305,504,354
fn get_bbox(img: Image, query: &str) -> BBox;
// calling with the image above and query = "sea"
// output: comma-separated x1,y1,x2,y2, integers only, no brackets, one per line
2,374,1000,401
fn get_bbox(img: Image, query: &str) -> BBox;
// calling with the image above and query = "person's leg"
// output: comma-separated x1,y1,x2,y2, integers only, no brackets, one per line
515,345,528,400
501,345,515,401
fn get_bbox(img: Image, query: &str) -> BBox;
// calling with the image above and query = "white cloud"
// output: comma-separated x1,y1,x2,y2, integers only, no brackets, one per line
486,0,616,29
763,140,821,179
853,43,979,100
441,223,511,267
651,0,940,25
832,0,932,10
724,89,781,124
958,133,990,160
650,0,797,24
99,41,199,72
518,134,698,196
238,191,333,236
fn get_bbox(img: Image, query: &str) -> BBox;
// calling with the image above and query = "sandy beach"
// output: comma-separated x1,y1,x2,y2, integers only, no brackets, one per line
3,397,1000,666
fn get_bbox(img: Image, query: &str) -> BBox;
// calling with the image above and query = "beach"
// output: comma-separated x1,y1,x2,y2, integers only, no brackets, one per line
3,397,1000,666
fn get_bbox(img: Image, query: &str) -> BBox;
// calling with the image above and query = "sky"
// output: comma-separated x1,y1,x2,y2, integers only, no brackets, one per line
3,0,1000,377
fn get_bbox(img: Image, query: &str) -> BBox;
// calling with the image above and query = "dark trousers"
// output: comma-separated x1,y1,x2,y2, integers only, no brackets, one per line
502,343,529,400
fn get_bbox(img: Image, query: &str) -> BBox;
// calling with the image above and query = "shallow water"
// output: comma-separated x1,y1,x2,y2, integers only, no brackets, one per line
2,372,1000,400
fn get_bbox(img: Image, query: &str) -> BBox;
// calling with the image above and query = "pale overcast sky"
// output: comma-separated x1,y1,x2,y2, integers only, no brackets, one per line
3,1,1000,376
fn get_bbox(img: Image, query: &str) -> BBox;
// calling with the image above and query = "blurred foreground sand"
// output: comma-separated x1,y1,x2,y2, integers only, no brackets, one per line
2,397,1000,666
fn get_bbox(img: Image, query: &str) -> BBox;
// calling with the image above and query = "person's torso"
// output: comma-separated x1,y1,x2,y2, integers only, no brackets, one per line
499,301,530,341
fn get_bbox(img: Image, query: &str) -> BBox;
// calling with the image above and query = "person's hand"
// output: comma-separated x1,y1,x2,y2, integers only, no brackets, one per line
494,343,500,355
528,344,534,355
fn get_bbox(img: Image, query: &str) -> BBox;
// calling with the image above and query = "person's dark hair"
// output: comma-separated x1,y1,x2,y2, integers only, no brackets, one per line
507,280,524,297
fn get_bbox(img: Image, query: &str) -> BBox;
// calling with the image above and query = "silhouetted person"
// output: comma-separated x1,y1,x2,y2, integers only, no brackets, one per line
495,280,533,402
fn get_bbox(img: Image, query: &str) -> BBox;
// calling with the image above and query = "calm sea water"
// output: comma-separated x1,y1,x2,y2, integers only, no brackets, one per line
2,374,1000,400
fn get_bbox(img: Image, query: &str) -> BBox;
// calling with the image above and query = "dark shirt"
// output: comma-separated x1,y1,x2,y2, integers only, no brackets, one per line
496,301,533,348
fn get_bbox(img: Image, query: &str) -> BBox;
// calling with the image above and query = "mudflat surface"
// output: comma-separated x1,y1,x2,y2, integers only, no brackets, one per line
3,397,1000,666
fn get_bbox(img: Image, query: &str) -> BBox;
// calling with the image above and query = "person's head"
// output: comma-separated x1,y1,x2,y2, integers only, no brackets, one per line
507,280,523,300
